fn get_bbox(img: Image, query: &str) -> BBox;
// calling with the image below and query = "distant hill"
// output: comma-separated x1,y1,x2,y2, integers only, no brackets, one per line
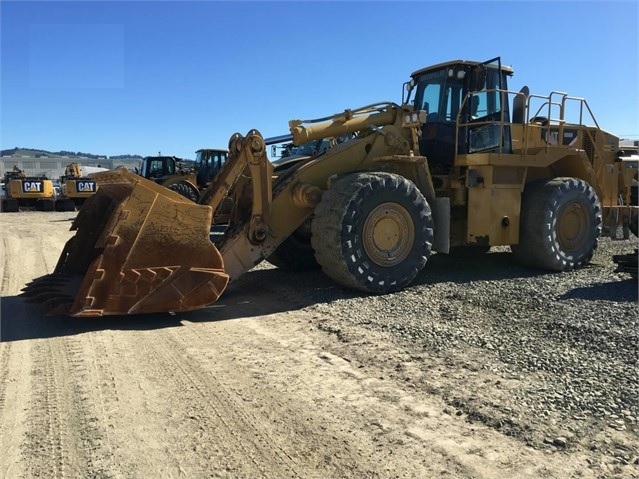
0,147,143,161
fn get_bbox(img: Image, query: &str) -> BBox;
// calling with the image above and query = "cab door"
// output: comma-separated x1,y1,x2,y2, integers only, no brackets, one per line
464,57,512,154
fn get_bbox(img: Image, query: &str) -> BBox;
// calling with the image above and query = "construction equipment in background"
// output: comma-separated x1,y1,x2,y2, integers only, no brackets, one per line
269,135,354,172
270,138,332,163
138,149,229,203
1,166,55,212
23,56,638,316
55,162,102,211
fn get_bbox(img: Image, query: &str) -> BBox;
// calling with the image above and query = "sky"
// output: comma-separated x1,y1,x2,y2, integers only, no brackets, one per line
1,0,638,160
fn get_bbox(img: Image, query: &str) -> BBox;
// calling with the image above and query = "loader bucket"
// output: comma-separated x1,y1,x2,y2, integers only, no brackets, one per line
21,168,229,317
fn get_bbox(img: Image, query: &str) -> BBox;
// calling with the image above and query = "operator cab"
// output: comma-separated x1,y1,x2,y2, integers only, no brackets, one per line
140,156,178,181
194,149,229,186
408,57,513,173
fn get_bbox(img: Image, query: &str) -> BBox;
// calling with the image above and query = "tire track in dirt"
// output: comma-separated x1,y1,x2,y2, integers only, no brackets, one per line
83,330,140,479
0,235,12,430
0,212,74,297
164,327,303,475
173,314,455,478
86,330,181,478
1,233,22,297
180,309,602,479
0,342,9,419
0,237,9,296
183,279,486,477
120,326,301,478
24,336,117,479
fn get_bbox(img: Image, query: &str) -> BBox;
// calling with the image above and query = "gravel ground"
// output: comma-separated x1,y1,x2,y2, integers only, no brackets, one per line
2,211,637,478
251,237,639,477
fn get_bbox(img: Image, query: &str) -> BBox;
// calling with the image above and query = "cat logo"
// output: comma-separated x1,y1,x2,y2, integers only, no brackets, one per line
77,181,96,193
22,181,42,193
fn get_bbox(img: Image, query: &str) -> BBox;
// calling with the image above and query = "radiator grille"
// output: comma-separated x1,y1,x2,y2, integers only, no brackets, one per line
582,131,595,163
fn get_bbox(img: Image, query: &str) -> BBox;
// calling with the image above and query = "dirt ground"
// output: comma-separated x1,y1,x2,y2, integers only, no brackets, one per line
0,212,636,479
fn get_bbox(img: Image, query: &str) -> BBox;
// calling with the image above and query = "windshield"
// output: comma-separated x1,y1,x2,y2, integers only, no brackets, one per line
412,68,465,123
620,148,639,158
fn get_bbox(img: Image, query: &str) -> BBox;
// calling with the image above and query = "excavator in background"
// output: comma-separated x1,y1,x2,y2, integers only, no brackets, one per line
23,56,638,316
138,149,229,203
55,162,102,211
1,166,55,212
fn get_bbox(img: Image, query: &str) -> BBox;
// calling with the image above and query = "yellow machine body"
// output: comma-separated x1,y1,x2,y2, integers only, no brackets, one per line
1,166,55,212
22,57,637,316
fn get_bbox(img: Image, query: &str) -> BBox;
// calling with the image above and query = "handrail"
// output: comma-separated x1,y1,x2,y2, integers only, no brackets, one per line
456,88,523,156
454,88,604,159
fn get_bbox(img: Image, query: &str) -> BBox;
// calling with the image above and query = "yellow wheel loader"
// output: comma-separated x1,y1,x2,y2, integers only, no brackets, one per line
139,149,229,203
22,57,638,316
55,162,100,212
1,166,55,212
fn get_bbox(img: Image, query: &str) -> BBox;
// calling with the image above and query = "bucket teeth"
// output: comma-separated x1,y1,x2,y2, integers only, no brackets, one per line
21,274,72,294
19,273,81,316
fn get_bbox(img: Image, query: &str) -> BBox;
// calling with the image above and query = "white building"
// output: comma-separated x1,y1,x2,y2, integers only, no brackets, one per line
0,156,141,179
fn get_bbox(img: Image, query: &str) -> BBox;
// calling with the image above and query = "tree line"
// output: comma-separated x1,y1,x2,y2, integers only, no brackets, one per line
1,147,143,160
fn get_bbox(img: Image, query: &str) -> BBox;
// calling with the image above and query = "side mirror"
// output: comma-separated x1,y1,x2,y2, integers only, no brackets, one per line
402,79,415,105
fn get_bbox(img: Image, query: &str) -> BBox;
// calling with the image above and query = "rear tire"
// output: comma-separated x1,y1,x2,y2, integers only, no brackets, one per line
511,177,601,271
311,172,433,293
168,182,199,202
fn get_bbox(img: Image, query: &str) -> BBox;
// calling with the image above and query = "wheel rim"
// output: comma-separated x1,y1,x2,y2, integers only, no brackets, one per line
556,199,589,252
362,202,414,266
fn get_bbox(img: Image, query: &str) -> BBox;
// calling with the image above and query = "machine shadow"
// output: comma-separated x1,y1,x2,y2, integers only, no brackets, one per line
0,296,184,343
558,280,638,302
1,251,611,342
412,250,546,284
0,267,335,342
48,216,77,223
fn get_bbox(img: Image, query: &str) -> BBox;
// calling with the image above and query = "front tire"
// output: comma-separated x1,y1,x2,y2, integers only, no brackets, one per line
511,177,601,271
168,182,199,202
311,172,433,293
